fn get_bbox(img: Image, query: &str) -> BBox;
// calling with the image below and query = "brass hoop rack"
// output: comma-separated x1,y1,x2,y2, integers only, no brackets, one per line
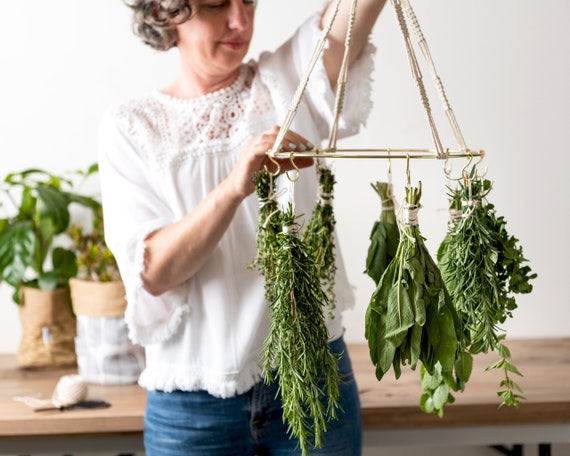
268,0,485,168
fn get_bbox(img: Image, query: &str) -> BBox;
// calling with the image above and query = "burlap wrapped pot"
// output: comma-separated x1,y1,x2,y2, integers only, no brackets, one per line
17,287,77,368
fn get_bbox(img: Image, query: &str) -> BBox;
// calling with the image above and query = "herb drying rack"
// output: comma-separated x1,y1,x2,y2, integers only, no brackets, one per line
268,0,485,168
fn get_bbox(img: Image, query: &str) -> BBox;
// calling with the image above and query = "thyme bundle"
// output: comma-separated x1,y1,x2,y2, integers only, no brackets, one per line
249,169,280,302
365,182,468,415
364,181,399,285
262,205,340,455
302,165,337,310
437,169,536,407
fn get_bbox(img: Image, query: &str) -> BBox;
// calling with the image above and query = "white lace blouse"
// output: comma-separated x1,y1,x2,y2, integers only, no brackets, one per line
98,13,375,398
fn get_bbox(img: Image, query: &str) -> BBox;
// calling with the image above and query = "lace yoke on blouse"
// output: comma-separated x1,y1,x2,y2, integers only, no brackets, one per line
112,62,277,174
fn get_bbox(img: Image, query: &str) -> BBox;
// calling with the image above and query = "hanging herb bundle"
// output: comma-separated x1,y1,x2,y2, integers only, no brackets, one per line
437,168,537,407
302,165,337,310
262,205,340,455
364,181,400,285
417,188,472,417
248,169,281,302
365,182,469,416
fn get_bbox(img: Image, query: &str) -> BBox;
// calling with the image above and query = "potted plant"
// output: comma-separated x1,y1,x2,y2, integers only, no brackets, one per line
68,166,145,385
0,166,100,368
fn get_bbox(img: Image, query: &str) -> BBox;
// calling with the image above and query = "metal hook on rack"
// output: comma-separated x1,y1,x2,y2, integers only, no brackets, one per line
286,153,301,183
461,152,474,183
443,149,453,177
474,154,488,179
264,151,282,177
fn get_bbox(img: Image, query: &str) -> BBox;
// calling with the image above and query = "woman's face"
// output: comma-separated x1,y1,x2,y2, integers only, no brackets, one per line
176,0,256,80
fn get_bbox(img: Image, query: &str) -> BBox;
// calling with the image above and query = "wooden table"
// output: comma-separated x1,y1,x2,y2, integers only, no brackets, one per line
0,338,569,454
352,338,570,454
0,354,146,454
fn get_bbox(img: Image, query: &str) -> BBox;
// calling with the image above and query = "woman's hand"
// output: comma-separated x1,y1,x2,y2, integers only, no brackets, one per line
228,125,315,199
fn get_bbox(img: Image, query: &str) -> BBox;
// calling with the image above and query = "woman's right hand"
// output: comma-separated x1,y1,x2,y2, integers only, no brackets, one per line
228,126,315,200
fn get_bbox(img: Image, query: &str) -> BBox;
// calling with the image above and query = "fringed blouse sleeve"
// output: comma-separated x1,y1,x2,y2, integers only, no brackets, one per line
97,107,190,346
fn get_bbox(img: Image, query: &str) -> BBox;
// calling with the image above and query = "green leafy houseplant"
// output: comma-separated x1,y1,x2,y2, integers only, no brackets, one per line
0,166,100,303
68,204,120,282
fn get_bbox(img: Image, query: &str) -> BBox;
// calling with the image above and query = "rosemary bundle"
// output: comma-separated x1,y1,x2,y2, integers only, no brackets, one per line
365,183,467,415
437,169,536,407
302,165,337,310
262,205,340,455
364,181,399,285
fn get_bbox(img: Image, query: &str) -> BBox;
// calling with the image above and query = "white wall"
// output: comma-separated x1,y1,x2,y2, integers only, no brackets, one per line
1,0,569,353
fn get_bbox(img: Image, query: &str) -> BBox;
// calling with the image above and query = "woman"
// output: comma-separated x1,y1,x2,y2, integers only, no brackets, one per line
98,0,386,454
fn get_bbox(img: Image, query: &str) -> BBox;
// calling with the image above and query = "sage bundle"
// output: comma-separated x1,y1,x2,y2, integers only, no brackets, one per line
417,189,473,417
364,181,399,285
365,182,467,414
302,165,337,310
262,205,340,455
437,170,537,407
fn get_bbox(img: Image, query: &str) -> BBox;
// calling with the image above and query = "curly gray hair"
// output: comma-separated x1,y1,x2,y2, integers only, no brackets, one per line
124,0,193,51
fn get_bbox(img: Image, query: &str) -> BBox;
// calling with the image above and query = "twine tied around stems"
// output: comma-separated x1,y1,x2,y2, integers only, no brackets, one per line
462,199,480,219
403,203,420,227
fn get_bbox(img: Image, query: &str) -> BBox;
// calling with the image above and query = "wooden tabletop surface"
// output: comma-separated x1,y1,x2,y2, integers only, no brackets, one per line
0,357,145,438
351,338,570,429
1,338,568,438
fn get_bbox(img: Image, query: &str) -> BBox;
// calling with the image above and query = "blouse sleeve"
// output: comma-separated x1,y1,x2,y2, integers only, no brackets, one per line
97,107,190,346
258,9,376,140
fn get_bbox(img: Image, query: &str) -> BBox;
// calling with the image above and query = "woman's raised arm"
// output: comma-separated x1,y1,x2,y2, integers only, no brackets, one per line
322,0,387,86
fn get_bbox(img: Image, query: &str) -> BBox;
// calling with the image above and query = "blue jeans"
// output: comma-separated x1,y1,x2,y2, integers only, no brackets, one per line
144,337,362,455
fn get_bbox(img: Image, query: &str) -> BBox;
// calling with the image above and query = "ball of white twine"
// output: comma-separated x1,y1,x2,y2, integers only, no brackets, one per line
51,374,88,408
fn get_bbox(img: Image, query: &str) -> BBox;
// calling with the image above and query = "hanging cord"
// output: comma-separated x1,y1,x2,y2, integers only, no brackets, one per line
269,0,344,158
400,0,468,153
268,0,485,164
390,0,445,159
327,0,359,154
269,0,482,163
